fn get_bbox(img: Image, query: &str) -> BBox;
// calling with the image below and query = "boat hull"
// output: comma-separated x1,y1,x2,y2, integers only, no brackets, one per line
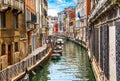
51,54,61,60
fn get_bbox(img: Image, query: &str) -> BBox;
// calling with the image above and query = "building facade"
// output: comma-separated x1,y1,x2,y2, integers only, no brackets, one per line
35,0,48,47
35,0,42,47
64,7,75,37
58,11,66,33
89,0,120,81
25,0,37,53
0,0,48,70
0,0,26,70
75,0,88,43
48,16,58,35
41,0,48,45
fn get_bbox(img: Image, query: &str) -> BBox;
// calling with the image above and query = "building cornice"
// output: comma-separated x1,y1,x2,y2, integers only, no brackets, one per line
89,0,120,23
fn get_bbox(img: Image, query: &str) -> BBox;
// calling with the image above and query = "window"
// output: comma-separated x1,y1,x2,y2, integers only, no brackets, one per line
76,21,80,27
15,42,19,52
1,13,6,28
14,14,18,29
31,13,37,23
1,43,6,55
69,21,73,26
26,9,31,23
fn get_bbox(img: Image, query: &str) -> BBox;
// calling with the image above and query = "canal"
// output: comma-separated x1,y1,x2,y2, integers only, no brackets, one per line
30,40,96,81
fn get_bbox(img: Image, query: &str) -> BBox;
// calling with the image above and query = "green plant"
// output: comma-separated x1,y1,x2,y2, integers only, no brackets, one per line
112,0,120,4
112,0,117,4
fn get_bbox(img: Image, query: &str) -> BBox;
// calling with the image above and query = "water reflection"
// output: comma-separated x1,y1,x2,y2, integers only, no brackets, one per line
30,40,95,81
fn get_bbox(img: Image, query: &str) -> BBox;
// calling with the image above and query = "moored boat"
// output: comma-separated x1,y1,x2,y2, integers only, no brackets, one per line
53,46,63,55
53,49,62,55
56,39,64,45
51,54,61,60
57,45,63,50
54,46,63,50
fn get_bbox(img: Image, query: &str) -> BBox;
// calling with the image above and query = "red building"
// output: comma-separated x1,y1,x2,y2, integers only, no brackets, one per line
53,22,58,33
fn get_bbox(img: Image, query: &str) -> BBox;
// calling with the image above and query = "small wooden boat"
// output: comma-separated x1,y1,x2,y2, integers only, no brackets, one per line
56,45,63,50
56,39,64,45
53,46,63,54
54,46,63,50
53,50,62,54
51,54,61,60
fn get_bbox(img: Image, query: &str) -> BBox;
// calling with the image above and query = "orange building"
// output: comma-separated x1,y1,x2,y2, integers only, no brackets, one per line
64,7,75,37
25,0,36,13
86,0,91,22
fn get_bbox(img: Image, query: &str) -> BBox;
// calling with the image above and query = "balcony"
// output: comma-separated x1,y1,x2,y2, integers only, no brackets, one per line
0,29,13,37
0,0,24,12
0,28,20,38
26,23,35,31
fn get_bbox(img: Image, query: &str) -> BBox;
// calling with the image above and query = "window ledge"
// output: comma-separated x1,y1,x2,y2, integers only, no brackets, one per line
0,28,7,30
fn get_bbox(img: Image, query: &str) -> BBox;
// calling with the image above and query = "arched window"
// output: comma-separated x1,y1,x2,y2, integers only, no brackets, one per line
1,43,6,55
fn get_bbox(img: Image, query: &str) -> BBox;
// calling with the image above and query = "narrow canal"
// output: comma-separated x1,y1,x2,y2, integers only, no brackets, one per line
30,40,95,81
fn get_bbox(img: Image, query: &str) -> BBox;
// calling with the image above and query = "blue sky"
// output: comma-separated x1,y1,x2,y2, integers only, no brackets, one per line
48,0,77,16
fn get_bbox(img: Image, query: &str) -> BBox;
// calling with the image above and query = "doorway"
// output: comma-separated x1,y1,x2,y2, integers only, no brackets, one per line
8,44,12,65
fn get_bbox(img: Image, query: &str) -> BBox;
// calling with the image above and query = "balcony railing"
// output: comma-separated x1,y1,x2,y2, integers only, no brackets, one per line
0,0,24,11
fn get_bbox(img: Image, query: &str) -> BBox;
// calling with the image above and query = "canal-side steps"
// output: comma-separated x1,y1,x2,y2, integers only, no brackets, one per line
0,42,55,81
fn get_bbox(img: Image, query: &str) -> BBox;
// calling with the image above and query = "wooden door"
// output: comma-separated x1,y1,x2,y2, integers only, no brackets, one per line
8,45,12,65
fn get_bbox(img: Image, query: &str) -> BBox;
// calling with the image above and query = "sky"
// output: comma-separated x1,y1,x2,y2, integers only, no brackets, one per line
48,0,77,16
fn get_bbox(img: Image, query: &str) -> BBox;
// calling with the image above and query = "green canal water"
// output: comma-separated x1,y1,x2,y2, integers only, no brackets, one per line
30,40,96,81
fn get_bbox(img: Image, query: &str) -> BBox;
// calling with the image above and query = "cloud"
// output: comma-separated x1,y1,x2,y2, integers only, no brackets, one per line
73,0,77,3
57,0,63,3
48,8,60,16
48,0,77,16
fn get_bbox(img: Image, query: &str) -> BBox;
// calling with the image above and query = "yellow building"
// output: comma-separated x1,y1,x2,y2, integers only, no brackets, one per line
0,0,27,70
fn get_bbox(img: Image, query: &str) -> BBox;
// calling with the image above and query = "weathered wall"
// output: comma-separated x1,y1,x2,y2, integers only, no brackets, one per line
109,26,116,81
89,1,120,81
115,21,120,81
